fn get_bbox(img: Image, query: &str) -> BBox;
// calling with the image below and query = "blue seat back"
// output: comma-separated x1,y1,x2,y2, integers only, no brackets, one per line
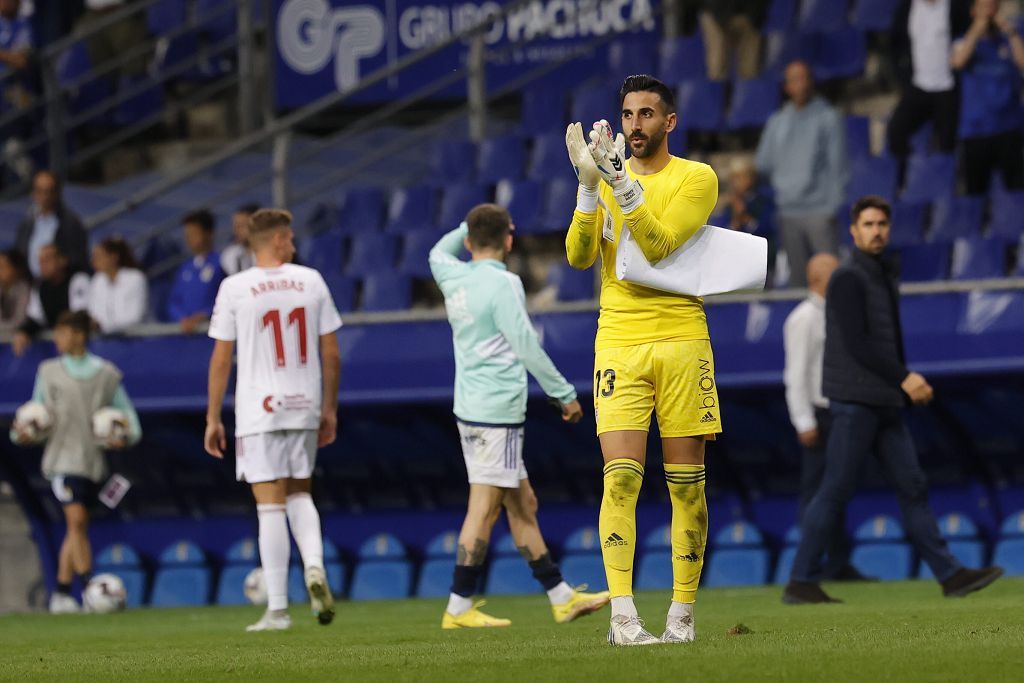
704,548,770,587
812,29,866,81
851,543,914,580
918,540,985,579
159,541,206,565
550,263,594,302
774,546,798,584
1001,510,1024,537
658,36,706,86
607,38,658,83
854,515,905,541
784,525,802,545
938,513,980,539
358,533,407,559
636,551,673,590
714,521,764,547
951,238,1007,280
492,534,519,557
338,187,385,234
95,543,142,568
150,567,211,606
560,555,607,591
845,115,871,162
852,0,900,31
764,0,797,31
563,526,602,554
989,191,1024,240
540,177,578,233
360,274,411,311
498,180,543,234
846,156,898,204
108,568,147,608
425,530,460,559
727,78,780,130
225,537,259,564
485,557,535,595
323,273,357,312
898,243,951,282
350,560,412,600
570,85,614,126
387,185,437,233
431,139,476,183
346,233,397,276
799,0,849,31
398,229,441,279
478,135,525,183
677,80,725,131
438,184,489,229
644,524,672,550
216,564,255,605
902,154,956,203
889,201,927,247
930,196,984,242
416,558,456,598
992,539,1024,576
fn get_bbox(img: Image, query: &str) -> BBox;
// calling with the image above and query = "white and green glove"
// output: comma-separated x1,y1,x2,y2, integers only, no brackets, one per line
565,122,600,212
588,119,644,214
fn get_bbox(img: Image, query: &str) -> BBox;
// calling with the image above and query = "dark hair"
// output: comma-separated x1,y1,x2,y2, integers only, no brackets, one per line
466,203,511,250
250,208,292,240
236,203,260,216
0,248,30,283
55,310,92,338
619,74,676,113
97,237,139,270
182,208,215,233
850,195,892,223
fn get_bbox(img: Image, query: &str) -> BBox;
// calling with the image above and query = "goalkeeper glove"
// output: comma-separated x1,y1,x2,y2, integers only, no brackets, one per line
565,122,600,212
588,119,644,214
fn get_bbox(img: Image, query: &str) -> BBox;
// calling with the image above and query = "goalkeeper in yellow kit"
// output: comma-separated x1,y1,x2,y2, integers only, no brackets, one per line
565,75,719,646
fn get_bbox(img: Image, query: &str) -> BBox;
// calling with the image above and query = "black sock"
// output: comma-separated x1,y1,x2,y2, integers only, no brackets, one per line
528,553,564,591
56,582,72,595
451,564,484,597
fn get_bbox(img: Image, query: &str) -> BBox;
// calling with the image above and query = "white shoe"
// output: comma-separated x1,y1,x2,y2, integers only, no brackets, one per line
662,607,696,643
246,609,292,632
49,593,81,614
305,566,335,625
607,615,661,646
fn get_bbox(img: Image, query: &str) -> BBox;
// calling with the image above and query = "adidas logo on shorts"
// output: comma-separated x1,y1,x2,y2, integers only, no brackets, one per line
699,411,716,424
603,533,628,548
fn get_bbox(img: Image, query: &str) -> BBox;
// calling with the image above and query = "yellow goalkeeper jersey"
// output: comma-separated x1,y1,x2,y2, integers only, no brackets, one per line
565,155,719,351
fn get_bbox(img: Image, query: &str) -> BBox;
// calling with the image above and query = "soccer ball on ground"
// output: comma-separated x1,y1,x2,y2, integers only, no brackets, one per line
92,407,129,448
244,567,268,606
13,401,53,444
83,573,127,613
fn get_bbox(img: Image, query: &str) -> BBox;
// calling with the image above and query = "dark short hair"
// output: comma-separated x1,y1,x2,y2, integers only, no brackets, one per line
182,208,215,233
0,248,30,282
97,237,139,270
620,74,676,113
250,208,292,241
466,203,511,250
236,203,260,216
55,310,92,338
850,195,892,223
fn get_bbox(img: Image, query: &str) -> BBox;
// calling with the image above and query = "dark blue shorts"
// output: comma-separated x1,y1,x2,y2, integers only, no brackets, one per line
51,475,98,507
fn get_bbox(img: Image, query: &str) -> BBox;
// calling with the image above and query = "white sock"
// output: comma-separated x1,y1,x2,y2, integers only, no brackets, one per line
257,503,290,612
446,593,473,616
668,601,693,619
546,581,574,606
286,493,324,570
610,596,638,619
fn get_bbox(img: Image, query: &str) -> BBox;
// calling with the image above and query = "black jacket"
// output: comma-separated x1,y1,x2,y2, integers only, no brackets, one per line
822,249,909,408
15,202,89,275
891,0,971,87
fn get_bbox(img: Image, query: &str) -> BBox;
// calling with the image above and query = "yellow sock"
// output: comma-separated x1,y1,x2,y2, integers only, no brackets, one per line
599,458,644,598
665,463,707,604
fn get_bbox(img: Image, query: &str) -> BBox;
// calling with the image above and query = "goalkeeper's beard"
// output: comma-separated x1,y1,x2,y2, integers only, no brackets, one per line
629,128,666,159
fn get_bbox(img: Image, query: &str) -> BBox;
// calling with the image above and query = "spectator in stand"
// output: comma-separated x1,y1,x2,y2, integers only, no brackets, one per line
722,158,777,283
16,171,89,277
951,0,1024,195
12,243,90,355
0,247,30,334
755,61,847,288
166,209,224,334
74,0,148,78
699,0,768,81
220,203,258,276
888,1,970,178
0,0,35,184
87,237,147,334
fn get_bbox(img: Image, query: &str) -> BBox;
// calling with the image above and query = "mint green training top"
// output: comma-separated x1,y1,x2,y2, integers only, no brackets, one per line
429,223,577,426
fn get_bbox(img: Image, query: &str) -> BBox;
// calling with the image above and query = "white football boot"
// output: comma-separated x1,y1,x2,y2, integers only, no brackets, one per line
662,604,696,643
607,615,661,646
246,609,292,632
305,566,335,625
48,593,81,614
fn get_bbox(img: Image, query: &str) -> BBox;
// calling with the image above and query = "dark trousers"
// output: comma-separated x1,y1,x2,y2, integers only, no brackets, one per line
961,130,1024,196
798,407,851,579
887,86,958,158
790,400,961,584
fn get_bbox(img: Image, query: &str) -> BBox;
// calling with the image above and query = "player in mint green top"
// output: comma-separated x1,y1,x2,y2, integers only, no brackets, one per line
430,203,608,630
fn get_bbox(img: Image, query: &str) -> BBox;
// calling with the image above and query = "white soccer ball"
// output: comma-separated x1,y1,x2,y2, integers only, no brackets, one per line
243,567,267,606
13,401,53,445
92,407,129,447
83,573,127,613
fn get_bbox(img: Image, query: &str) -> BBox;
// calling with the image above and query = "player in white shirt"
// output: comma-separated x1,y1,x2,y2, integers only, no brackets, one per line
205,209,342,632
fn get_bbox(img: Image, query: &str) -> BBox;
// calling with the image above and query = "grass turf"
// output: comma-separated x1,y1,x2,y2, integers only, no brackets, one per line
2,579,1022,682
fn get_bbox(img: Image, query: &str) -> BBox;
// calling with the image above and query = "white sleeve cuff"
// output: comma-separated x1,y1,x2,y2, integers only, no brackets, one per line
575,184,599,213
613,179,644,214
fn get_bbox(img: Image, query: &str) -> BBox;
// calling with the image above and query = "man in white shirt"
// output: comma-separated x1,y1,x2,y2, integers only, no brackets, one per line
205,209,342,632
783,253,865,581
220,204,257,276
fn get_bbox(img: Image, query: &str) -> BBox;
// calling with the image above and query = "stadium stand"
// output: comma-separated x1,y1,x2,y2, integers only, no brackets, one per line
559,527,607,592
993,511,1024,576
485,535,536,596
850,516,914,581
704,521,771,587
150,541,211,607
416,531,460,598
94,543,146,608
350,534,412,601
636,525,673,591
215,537,258,606
918,514,986,580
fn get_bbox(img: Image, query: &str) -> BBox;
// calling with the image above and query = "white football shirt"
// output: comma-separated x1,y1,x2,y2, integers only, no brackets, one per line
208,264,342,437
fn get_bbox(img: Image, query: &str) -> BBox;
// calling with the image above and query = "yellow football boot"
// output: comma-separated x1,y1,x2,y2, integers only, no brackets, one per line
441,600,512,629
552,587,611,624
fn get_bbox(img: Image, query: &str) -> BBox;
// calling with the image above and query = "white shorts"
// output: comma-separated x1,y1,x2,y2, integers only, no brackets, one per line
235,430,317,483
457,421,527,489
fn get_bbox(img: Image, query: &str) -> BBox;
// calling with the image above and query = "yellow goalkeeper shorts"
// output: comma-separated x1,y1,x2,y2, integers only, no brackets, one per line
593,339,722,439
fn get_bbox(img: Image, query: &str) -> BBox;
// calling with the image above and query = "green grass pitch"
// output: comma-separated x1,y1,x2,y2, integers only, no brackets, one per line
2,579,1022,682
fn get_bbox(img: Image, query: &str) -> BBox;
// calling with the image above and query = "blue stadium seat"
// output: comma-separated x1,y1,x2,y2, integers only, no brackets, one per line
337,187,386,235
951,238,1007,280
645,524,672,550
528,132,577,186
548,263,594,301
492,534,520,557
216,565,254,606
478,135,525,184
431,139,476,183
426,530,460,558
850,515,914,581
539,177,578,233
147,0,185,33
704,521,770,587
852,0,901,31
397,229,438,279
521,83,566,132
636,552,673,590
845,115,871,162
570,85,614,127
918,513,985,579
898,243,950,281
774,546,797,584
765,0,797,31
929,196,984,242
993,539,1024,576
799,0,850,31
563,526,602,554
785,524,802,544
437,184,489,230
226,537,259,563
386,185,438,233
560,555,608,591
345,233,398,277
114,74,165,126
57,42,113,120
322,272,357,312
812,29,866,81
988,191,1024,240
901,154,956,203
359,533,407,560
95,543,146,608
889,201,927,246
485,557,535,595
150,541,211,607
497,179,544,234
999,510,1024,536
360,274,412,311
299,231,346,276
608,38,658,83
763,31,814,77
677,79,725,132
727,77,780,130
846,156,898,204
417,559,456,598
658,36,706,86
350,560,413,600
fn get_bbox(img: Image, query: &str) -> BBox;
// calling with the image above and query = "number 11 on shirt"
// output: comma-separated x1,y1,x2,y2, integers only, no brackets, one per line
262,307,307,368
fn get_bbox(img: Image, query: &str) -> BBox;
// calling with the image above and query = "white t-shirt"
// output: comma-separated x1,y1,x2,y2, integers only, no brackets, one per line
909,0,954,92
88,268,148,333
208,264,342,437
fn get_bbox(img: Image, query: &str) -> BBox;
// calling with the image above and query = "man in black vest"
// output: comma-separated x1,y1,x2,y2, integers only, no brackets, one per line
783,195,1003,604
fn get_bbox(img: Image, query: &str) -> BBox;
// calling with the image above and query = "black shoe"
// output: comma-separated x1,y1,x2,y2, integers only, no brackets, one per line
782,581,843,605
832,565,877,582
941,566,1004,598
